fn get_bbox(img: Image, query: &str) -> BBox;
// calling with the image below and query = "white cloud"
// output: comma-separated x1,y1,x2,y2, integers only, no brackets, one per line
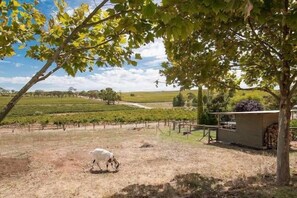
0,77,31,84
134,38,167,60
143,58,167,68
0,68,179,92
15,63,24,68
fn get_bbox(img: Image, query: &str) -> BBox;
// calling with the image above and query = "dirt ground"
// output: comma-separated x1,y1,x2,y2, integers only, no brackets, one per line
0,126,297,198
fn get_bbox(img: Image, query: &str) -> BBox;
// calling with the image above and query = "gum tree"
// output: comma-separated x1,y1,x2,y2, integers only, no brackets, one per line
156,0,297,185
0,0,156,122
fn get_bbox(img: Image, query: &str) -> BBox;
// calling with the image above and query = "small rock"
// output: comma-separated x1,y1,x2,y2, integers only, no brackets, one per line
140,143,153,148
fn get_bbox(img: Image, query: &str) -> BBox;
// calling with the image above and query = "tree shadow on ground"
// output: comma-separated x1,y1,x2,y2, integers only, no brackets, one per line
110,173,297,198
208,141,297,155
0,157,30,179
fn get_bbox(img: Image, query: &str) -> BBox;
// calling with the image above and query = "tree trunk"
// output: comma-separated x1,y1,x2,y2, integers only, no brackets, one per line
197,86,203,124
276,94,291,185
276,0,291,185
0,74,41,122
0,59,55,123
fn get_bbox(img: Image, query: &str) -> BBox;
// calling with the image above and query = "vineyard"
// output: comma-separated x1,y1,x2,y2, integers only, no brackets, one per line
1,109,195,125
0,96,135,117
0,95,198,132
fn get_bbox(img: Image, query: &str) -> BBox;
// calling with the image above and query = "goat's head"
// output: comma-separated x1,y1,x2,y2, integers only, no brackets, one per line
112,157,120,170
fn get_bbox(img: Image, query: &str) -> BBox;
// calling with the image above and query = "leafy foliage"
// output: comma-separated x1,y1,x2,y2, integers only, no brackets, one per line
99,88,120,105
173,92,185,107
234,99,264,112
0,1,41,58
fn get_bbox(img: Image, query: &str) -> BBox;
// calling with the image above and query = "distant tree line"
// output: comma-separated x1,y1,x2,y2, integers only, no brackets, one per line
1,87,121,105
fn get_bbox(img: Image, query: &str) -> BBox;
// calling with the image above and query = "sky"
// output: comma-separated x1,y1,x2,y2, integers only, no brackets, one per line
0,0,179,92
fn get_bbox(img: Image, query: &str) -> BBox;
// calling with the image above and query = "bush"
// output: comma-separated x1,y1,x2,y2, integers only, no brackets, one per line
234,99,263,112
199,112,217,125
173,93,185,107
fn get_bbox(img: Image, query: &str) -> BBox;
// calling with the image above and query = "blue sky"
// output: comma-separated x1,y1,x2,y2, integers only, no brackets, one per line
0,0,179,92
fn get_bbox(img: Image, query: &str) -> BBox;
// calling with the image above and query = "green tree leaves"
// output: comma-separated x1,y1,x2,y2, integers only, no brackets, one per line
0,1,41,59
99,88,120,105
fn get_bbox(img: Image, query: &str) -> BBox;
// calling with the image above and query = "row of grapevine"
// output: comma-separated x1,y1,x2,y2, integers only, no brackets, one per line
7,103,135,117
1,109,196,127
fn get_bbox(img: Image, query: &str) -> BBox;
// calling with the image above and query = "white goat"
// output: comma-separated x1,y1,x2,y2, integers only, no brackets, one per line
90,148,120,171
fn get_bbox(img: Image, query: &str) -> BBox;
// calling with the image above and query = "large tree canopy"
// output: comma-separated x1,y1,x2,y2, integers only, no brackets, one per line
0,0,156,122
157,0,297,185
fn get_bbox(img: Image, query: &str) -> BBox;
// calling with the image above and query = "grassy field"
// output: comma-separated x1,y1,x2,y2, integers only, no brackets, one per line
120,89,269,103
0,127,296,197
120,90,198,103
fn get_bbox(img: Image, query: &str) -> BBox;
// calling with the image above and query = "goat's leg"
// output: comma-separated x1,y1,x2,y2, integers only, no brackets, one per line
106,161,109,170
91,159,96,170
96,162,102,170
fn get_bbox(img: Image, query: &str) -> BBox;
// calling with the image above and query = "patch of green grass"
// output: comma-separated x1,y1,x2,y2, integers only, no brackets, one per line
273,187,297,198
160,130,216,145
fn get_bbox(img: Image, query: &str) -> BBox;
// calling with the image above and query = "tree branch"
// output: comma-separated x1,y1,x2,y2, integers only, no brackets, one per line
229,27,279,71
84,9,140,28
75,38,114,51
72,30,127,52
289,81,297,98
37,66,61,82
60,0,109,47
212,78,280,101
247,18,282,58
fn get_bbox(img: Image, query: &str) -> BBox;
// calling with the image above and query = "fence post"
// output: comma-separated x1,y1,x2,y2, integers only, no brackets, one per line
208,128,210,144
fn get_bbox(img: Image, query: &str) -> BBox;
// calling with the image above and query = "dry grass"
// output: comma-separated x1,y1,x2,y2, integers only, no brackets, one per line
0,127,296,198
140,102,173,109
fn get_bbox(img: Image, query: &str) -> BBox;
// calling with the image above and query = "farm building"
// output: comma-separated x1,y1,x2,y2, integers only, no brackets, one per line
211,111,280,149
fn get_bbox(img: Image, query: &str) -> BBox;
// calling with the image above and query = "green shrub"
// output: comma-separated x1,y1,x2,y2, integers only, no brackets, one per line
173,93,185,107
199,112,217,125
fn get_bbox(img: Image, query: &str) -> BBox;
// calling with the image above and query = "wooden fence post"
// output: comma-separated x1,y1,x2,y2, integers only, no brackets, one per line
208,128,210,144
